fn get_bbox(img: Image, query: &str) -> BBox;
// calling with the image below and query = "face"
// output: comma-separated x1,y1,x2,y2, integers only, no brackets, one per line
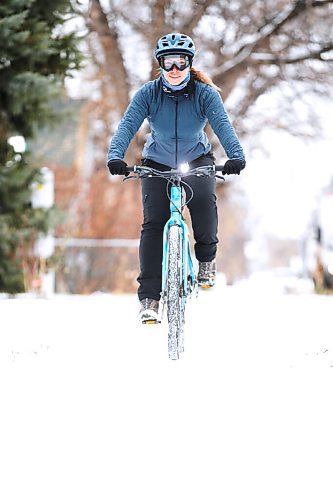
163,67,189,85
159,54,191,86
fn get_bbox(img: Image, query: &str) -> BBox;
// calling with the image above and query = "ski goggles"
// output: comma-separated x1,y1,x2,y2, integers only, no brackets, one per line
159,54,191,72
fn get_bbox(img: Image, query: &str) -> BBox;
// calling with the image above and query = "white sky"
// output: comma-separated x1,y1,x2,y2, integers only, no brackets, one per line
241,118,333,240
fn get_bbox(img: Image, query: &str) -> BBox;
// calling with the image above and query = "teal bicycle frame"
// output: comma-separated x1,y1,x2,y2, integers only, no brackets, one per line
161,179,197,301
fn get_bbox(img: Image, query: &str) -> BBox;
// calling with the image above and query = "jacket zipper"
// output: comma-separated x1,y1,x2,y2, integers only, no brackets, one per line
175,98,178,168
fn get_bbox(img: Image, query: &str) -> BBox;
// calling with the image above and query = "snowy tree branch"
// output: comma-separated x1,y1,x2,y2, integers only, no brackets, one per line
182,0,216,34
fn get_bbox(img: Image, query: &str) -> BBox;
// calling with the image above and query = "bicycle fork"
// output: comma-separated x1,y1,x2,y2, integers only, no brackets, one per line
161,184,196,302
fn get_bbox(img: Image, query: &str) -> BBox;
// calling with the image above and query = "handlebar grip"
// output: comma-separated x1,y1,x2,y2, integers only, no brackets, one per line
125,166,136,173
214,165,225,172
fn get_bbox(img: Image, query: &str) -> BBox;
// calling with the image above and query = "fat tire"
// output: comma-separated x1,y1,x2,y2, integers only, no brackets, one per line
167,225,185,360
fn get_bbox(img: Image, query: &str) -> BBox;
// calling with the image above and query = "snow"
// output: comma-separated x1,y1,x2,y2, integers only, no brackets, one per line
1,283,333,500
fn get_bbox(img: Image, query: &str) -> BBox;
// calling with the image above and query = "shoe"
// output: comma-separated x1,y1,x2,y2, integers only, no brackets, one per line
197,261,216,288
139,298,160,324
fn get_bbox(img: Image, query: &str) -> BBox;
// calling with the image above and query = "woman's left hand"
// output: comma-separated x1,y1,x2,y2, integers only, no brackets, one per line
223,159,245,175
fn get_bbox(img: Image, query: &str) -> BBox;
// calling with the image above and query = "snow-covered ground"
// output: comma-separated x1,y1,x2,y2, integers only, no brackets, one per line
1,282,333,500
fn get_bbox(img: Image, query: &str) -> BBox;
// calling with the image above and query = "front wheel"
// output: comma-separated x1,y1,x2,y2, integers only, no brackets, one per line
167,225,185,360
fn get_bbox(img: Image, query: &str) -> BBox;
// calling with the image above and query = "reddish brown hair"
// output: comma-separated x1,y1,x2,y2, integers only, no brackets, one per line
190,67,221,92
155,67,221,92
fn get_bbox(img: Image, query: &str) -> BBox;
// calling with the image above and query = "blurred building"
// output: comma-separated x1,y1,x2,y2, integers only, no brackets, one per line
29,97,142,294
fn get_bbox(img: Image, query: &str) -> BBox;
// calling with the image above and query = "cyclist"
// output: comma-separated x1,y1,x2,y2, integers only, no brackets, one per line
107,33,246,323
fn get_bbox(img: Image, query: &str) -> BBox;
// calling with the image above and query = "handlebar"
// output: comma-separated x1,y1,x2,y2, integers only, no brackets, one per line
125,164,226,179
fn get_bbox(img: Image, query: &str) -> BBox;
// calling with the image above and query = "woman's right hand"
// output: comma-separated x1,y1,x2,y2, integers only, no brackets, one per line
107,159,128,176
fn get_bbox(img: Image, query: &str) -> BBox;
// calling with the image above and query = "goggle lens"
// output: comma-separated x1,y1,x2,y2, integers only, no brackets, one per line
160,55,190,71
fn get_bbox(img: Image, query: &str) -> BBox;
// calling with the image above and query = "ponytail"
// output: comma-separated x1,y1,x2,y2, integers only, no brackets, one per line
190,67,221,92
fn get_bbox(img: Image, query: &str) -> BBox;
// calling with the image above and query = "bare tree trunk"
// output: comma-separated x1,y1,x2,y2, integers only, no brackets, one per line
88,0,130,115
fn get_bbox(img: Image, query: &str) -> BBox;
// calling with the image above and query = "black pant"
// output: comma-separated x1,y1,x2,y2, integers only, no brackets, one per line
137,154,218,301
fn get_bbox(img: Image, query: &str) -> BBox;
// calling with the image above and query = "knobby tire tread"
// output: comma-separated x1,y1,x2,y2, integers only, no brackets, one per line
167,225,185,360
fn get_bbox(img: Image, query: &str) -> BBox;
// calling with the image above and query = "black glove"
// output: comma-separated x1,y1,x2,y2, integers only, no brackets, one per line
107,159,128,176
222,159,245,175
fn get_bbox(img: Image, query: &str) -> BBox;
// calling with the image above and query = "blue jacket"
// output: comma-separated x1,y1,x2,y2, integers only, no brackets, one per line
108,76,245,169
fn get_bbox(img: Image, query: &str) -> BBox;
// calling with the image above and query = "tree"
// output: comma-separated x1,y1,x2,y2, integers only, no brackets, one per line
71,0,332,285
84,0,333,147
0,0,82,292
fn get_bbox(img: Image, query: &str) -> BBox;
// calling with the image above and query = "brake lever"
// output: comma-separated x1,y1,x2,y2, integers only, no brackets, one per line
123,174,138,181
123,170,152,181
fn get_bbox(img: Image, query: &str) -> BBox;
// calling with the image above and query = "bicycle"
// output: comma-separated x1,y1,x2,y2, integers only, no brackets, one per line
126,163,226,360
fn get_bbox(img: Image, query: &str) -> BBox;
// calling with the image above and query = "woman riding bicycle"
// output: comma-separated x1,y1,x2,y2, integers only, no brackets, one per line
107,33,246,323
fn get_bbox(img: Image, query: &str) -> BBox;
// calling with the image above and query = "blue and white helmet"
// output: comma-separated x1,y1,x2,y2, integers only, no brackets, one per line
155,33,196,60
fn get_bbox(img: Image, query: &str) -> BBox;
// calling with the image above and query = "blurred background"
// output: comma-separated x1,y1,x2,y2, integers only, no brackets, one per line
1,0,333,296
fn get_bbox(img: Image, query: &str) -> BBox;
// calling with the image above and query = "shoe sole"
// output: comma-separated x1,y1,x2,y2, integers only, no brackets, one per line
139,309,160,324
198,281,215,289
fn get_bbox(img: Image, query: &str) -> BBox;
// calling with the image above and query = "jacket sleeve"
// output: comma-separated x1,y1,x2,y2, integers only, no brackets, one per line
203,87,246,166
107,86,149,162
